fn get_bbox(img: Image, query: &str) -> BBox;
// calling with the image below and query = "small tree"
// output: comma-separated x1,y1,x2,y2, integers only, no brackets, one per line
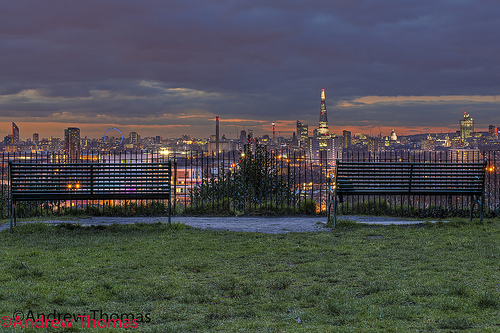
189,139,297,214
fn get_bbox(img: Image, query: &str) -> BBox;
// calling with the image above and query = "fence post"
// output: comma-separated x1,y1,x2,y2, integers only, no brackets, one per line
90,164,94,196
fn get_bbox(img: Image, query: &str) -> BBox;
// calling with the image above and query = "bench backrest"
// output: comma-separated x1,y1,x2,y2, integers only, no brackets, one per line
9,162,171,200
335,160,487,195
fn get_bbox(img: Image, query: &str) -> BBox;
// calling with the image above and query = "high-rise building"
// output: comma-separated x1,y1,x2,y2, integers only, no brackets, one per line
421,138,435,151
4,135,12,145
64,127,81,162
489,125,498,138
342,130,351,149
238,130,247,150
306,136,320,160
451,136,464,149
460,112,474,141
33,133,39,145
12,122,19,145
129,132,139,143
368,137,379,153
239,130,247,143
316,89,330,149
247,129,255,152
296,121,308,147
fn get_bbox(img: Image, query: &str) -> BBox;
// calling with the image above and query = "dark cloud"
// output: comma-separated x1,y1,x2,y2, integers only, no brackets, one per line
0,0,499,137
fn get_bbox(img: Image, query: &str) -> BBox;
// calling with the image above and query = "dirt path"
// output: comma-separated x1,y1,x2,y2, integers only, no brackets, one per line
0,215,431,233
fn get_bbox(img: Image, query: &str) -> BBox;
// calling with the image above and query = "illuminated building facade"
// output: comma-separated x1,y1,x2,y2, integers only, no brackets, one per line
390,129,397,141
368,137,379,153
460,112,474,141
12,122,19,145
239,130,247,150
343,130,351,149
296,121,308,147
421,138,435,151
129,132,139,143
316,89,330,149
489,125,498,138
64,127,81,162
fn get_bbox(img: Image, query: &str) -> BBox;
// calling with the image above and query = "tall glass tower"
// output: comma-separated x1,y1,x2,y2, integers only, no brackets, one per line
64,127,81,162
316,89,330,149
460,112,474,142
12,122,19,145
296,121,308,147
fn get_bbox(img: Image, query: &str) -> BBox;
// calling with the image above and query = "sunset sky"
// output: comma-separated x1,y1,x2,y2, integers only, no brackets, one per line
1,0,500,140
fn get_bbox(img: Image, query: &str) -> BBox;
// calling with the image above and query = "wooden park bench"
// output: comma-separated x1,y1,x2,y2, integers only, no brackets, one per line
329,159,487,227
9,161,172,232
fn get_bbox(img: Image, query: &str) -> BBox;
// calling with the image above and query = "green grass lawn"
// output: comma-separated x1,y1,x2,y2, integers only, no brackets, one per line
0,219,499,332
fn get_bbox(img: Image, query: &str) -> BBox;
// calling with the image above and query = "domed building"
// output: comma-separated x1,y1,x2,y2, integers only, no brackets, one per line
390,129,397,141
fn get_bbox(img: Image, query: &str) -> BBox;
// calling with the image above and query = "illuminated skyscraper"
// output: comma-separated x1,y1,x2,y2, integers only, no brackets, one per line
64,127,81,162
489,125,497,138
238,130,246,150
343,130,351,149
316,89,330,149
248,129,253,141
296,121,308,147
460,112,474,141
129,132,139,143
12,122,19,145
33,133,39,145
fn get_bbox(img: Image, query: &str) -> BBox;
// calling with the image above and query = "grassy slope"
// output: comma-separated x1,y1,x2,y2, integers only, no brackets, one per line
0,220,499,332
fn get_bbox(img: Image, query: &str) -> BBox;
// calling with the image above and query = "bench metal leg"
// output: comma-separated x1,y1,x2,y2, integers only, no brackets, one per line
10,201,13,233
469,196,473,222
480,193,485,223
470,194,485,223
469,205,472,222
168,195,172,225
333,197,337,228
10,201,16,233
327,198,331,224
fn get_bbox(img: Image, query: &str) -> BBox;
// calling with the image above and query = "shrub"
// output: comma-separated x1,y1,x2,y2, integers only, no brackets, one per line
189,139,300,215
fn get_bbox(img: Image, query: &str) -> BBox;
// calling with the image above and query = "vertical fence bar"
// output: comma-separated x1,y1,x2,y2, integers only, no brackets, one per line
173,154,177,214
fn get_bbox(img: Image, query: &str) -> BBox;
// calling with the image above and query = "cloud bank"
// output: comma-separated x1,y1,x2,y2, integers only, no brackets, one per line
1,0,499,138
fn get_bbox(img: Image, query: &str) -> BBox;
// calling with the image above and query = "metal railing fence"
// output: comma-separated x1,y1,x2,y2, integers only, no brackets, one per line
1,149,498,218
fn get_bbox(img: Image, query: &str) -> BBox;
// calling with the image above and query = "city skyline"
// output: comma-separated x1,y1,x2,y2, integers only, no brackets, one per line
0,108,496,142
1,1,500,138
3,110,496,143
1,91,496,141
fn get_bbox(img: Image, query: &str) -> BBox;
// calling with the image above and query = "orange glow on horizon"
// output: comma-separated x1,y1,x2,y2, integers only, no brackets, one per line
0,121,481,141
